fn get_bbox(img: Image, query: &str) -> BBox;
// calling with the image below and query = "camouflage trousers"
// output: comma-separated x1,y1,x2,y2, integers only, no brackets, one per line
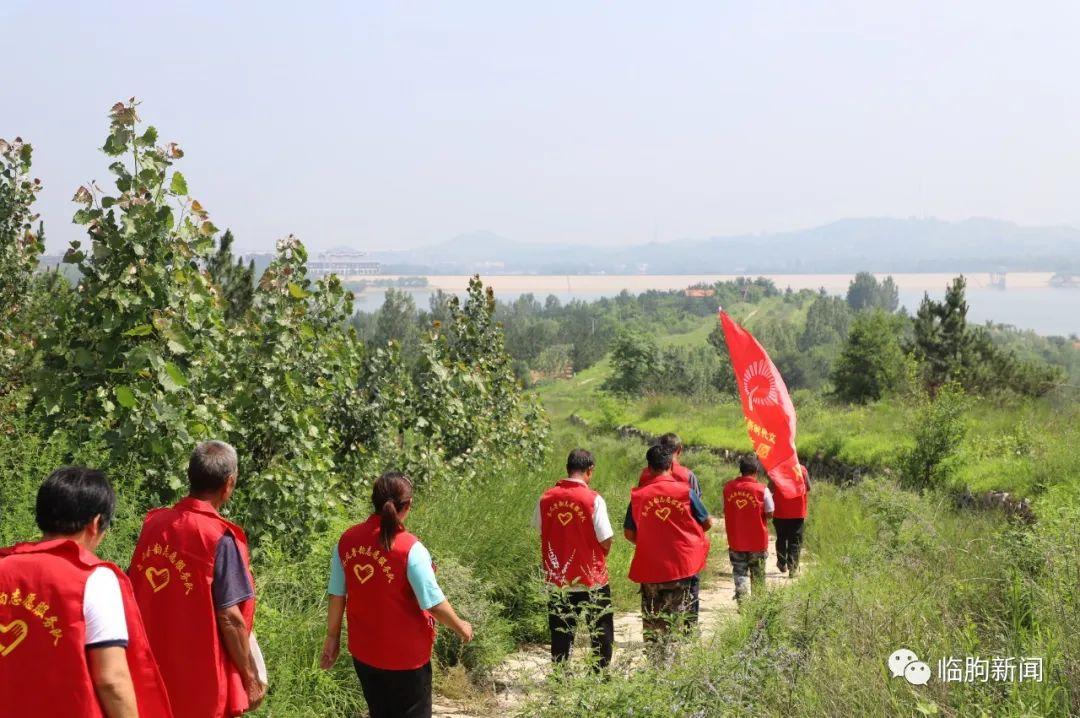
640,578,698,665
729,550,767,603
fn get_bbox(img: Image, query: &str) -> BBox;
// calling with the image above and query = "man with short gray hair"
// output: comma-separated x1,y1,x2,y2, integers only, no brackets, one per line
129,441,265,716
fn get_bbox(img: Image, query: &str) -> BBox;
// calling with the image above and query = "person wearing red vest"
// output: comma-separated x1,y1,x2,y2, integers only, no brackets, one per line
532,449,614,668
636,433,705,619
320,472,472,718
625,446,712,661
723,456,775,604
770,464,810,576
637,433,702,497
130,441,265,717
0,466,172,718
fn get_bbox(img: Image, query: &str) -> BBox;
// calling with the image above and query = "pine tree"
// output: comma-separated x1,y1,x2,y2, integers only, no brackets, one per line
207,229,255,321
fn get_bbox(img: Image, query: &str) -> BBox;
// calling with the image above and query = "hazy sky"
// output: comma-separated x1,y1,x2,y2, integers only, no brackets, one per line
4,1,1079,254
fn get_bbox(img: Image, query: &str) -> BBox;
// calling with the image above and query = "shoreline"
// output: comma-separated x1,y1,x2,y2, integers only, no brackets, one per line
349,272,1060,294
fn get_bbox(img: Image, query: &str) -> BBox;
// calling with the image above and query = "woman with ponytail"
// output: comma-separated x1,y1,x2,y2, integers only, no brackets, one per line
319,472,472,718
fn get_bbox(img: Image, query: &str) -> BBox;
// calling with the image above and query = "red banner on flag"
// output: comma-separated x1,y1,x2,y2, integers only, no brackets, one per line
719,310,806,499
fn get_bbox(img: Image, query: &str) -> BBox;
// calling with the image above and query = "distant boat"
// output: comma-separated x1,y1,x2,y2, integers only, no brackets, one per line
1049,273,1079,288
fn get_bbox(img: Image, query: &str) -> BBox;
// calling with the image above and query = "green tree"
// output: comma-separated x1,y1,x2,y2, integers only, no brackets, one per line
603,329,661,395
831,310,908,403
35,100,232,494
901,383,969,491
799,294,852,351
911,276,973,392
226,235,360,544
846,271,899,312
373,288,419,350
207,229,255,321
0,137,45,391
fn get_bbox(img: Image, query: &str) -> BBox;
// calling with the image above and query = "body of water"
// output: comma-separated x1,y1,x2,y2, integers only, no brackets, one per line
352,273,1080,338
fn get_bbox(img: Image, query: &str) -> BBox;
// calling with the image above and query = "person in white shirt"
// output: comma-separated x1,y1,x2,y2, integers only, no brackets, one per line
532,449,615,668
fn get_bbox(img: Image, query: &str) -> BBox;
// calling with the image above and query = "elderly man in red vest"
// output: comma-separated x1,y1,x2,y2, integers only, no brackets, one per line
130,441,265,717
625,445,713,663
532,449,615,668
723,456,774,604
0,467,172,717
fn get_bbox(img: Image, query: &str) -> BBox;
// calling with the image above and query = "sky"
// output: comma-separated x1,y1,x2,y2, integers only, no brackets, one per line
3,0,1079,254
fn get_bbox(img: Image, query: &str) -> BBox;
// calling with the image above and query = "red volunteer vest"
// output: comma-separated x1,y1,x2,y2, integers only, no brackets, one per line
723,476,770,552
772,471,807,519
538,479,609,588
339,515,436,670
627,474,710,584
638,460,692,488
130,497,256,718
0,539,172,718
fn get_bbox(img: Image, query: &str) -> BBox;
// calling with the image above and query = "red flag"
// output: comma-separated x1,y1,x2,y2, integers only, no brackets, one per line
719,310,806,499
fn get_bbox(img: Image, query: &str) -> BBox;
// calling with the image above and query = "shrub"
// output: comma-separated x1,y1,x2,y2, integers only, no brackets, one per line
900,384,969,491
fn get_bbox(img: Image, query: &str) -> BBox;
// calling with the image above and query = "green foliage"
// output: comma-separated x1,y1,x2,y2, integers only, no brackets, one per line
901,384,969,491
846,271,899,312
338,276,549,490
603,330,661,395
799,293,851,352
0,137,45,391
533,343,574,379
911,276,1062,397
912,276,976,392
34,100,232,495
22,103,545,555
226,235,359,546
430,557,514,679
831,310,910,403
207,229,255,321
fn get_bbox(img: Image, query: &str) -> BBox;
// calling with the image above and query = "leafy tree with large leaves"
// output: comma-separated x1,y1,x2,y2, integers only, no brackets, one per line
0,137,45,393
414,277,547,470
35,100,231,494
226,235,360,544
338,276,548,486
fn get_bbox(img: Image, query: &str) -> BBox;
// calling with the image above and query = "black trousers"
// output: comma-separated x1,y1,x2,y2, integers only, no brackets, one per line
773,518,805,569
353,658,432,718
548,584,614,668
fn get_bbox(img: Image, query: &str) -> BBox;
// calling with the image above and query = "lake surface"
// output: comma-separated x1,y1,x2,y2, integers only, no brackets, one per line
351,272,1080,337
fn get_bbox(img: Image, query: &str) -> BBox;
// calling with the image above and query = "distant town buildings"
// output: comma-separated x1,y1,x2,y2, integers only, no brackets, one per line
309,250,381,277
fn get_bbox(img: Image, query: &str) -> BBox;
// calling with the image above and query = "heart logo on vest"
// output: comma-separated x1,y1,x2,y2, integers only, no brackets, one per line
0,620,29,657
354,563,375,584
145,567,171,593
556,512,574,526
655,507,672,521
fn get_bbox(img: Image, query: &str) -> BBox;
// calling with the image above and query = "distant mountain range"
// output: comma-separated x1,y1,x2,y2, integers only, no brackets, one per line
363,218,1080,275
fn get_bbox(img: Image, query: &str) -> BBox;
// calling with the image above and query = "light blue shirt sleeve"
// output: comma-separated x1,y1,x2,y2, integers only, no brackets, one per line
327,548,346,596
407,542,446,611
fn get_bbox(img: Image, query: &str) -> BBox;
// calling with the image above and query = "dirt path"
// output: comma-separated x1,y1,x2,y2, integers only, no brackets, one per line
433,536,799,718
